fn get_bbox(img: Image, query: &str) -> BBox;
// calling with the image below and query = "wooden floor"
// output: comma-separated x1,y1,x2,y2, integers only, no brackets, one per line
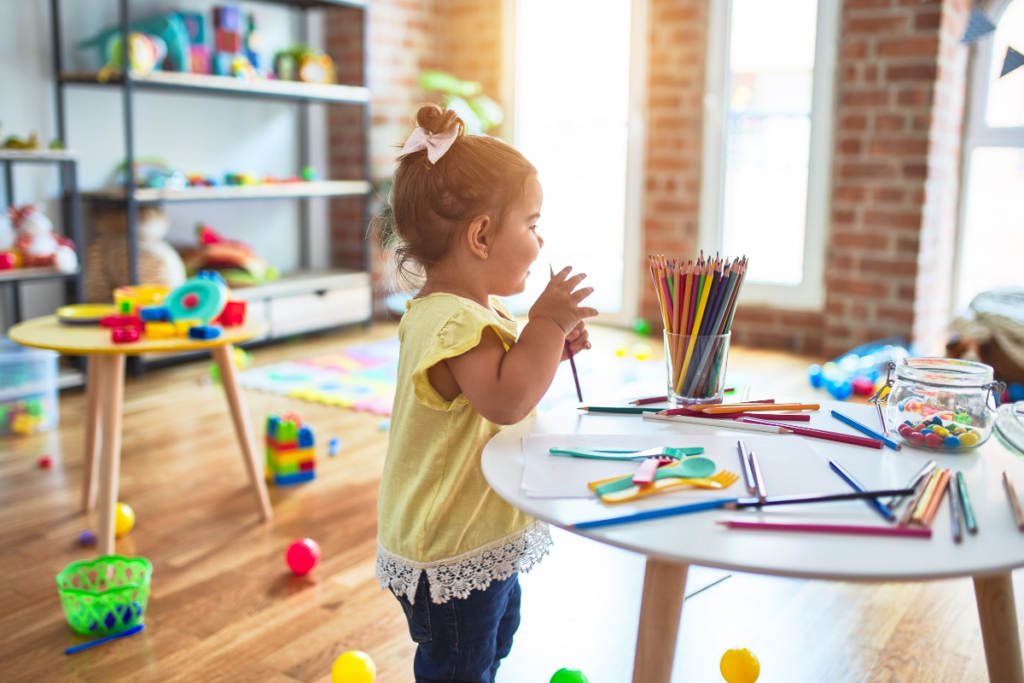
0,322,1020,682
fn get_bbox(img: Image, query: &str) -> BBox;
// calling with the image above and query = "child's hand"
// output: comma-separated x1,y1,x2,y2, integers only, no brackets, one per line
529,267,598,334
563,321,591,360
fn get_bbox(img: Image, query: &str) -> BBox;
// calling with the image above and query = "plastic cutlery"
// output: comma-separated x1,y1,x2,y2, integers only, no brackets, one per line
548,446,705,461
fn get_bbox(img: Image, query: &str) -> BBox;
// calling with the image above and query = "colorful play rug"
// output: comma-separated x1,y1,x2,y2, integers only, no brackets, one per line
239,335,745,416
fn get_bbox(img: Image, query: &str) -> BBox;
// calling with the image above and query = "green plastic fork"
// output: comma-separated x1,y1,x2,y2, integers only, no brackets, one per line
593,457,717,497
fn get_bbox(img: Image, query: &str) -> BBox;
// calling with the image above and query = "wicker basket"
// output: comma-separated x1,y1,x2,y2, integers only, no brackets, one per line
55,555,152,636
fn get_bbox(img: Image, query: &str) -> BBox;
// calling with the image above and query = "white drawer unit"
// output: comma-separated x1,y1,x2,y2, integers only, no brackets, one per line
234,270,373,338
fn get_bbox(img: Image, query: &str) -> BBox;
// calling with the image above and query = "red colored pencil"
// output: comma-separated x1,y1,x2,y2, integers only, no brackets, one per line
738,417,883,449
717,520,932,538
658,408,811,421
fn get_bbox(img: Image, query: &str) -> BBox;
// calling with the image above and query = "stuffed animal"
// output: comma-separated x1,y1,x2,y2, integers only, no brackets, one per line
84,204,186,303
9,204,77,272
179,222,278,287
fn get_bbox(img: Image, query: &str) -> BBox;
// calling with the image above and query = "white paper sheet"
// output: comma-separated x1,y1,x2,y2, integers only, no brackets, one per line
521,433,850,501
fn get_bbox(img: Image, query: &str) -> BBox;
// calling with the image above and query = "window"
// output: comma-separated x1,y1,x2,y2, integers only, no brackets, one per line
700,0,840,308
506,0,647,323
956,0,1024,310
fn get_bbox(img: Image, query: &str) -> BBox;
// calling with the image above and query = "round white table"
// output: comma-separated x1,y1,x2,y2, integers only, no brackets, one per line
482,400,1024,683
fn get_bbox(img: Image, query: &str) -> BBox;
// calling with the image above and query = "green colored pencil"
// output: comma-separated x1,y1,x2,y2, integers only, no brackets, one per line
956,471,977,534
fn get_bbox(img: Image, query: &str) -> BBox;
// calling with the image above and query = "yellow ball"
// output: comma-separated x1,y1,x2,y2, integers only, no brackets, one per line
720,648,760,683
615,345,628,358
632,343,652,361
114,503,135,538
331,650,376,683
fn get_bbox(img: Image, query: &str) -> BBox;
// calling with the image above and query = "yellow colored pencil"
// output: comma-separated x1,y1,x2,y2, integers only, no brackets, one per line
677,264,712,393
911,469,943,524
702,403,820,414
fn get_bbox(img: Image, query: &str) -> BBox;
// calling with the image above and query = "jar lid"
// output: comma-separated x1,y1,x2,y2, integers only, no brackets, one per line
996,402,1024,456
894,357,994,387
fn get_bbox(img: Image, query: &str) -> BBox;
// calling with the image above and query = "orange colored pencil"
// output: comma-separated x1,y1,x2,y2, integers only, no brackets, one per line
920,469,951,527
701,403,820,414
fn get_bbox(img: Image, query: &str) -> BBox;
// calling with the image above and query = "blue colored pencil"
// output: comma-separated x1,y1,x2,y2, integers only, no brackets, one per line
829,460,896,522
571,498,737,530
830,409,901,451
65,623,145,655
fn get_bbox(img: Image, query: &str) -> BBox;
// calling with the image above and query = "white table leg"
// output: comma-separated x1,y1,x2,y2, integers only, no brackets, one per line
633,558,689,683
211,343,273,522
975,572,1024,683
81,356,103,512
95,354,125,556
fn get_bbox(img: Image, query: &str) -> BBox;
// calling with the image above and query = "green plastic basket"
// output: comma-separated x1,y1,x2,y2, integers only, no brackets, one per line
55,555,152,636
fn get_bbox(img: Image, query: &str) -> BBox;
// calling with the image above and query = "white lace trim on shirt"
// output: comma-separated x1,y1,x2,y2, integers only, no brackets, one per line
375,520,553,604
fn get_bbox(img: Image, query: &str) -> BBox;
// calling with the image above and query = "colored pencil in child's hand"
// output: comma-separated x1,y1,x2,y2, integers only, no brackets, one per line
551,264,583,402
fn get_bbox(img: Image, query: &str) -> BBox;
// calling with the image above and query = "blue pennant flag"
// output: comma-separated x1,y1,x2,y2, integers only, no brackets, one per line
1002,47,1024,77
962,8,997,44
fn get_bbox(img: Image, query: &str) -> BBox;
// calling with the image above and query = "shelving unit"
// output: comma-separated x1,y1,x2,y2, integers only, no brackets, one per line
49,0,374,360
0,149,84,325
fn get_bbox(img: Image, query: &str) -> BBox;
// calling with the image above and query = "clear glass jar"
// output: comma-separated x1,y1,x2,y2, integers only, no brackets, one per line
875,358,1004,452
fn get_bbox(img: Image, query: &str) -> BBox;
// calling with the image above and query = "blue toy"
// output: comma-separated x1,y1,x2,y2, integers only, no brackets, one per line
165,271,229,324
188,325,223,340
329,437,341,456
139,306,170,322
807,336,909,401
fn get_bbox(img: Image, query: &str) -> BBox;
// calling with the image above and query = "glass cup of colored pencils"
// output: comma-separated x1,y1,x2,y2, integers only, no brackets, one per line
650,253,748,406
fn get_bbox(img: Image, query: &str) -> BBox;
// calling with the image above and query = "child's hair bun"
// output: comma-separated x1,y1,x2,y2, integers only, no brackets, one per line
416,103,465,138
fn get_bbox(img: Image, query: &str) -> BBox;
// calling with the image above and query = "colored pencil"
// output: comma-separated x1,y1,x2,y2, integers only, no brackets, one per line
693,399,778,407
899,470,935,526
949,476,963,543
829,460,895,522
886,460,937,510
749,449,767,502
658,408,811,421
65,624,146,655
875,401,890,436
725,489,915,508
1004,471,1024,532
642,412,794,434
579,406,662,415
911,469,943,524
920,469,951,527
630,396,670,405
718,520,932,539
956,471,977,533
738,440,756,495
738,418,883,449
551,265,583,402
572,498,737,530
830,409,902,451
702,403,819,414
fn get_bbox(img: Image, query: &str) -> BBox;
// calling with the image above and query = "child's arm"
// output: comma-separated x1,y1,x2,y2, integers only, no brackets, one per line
441,269,597,425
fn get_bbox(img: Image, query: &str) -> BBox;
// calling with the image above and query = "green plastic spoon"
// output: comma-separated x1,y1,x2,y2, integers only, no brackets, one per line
593,457,717,497
549,446,705,461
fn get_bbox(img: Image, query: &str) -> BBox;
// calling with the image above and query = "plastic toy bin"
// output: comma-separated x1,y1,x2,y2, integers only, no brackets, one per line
56,556,152,636
0,337,59,436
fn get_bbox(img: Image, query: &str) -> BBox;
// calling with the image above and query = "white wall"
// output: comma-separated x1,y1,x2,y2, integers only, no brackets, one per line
0,0,327,326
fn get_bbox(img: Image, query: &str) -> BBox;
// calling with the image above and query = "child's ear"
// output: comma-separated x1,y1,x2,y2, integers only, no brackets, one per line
466,214,492,259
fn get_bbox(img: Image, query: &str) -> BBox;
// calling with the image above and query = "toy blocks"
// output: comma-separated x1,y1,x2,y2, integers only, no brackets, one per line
188,324,223,340
216,299,246,327
145,322,175,339
265,413,316,486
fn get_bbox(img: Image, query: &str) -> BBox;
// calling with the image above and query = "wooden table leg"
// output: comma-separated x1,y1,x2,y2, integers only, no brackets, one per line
81,356,103,512
211,343,273,522
975,572,1024,683
95,354,125,556
633,558,689,683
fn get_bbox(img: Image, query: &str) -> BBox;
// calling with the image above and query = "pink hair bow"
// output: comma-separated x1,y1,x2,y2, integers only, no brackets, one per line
401,126,458,164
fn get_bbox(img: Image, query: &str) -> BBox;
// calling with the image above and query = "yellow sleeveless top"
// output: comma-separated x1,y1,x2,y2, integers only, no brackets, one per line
375,293,551,604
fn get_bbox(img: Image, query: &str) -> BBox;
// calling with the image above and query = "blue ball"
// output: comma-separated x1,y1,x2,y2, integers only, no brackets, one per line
827,379,853,400
944,435,962,448
808,364,823,388
1010,383,1024,402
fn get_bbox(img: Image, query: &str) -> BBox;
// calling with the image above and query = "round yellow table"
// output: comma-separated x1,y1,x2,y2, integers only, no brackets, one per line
9,315,273,555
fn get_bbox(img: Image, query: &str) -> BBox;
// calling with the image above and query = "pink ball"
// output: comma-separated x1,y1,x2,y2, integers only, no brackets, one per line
286,538,321,576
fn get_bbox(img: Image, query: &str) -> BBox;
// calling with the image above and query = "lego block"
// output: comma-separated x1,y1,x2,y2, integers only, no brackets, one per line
117,298,135,314
214,5,243,32
269,448,314,467
272,460,300,475
190,45,210,75
139,306,170,322
299,460,316,472
111,327,140,344
215,29,242,54
216,299,246,327
298,424,315,449
265,436,298,452
188,324,223,340
100,314,141,329
273,471,315,486
173,319,201,336
145,322,176,339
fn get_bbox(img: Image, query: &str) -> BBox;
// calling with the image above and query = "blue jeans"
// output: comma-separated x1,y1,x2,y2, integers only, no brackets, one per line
391,572,522,683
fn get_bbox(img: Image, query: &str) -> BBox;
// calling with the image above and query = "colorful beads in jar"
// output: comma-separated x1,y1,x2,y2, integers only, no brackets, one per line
896,415,982,450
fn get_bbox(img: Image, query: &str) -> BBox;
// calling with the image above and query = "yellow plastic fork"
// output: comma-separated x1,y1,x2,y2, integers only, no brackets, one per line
589,470,741,505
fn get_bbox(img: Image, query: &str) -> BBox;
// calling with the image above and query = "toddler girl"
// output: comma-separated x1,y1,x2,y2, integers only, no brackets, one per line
375,103,596,683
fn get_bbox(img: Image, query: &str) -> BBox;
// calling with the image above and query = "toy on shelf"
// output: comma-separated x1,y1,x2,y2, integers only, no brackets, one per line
0,124,41,151
807,336,909,401
212,5,259,78
331,651,376,683
9,204,78,273
85,204,186,303
265,412,316,486
273,45,335,83
181,223,279,287
79,12,191,75
97,33,166,82
286,538,320,576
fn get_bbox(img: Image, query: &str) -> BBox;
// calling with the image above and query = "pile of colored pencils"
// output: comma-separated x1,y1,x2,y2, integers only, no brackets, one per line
648,253,749,400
